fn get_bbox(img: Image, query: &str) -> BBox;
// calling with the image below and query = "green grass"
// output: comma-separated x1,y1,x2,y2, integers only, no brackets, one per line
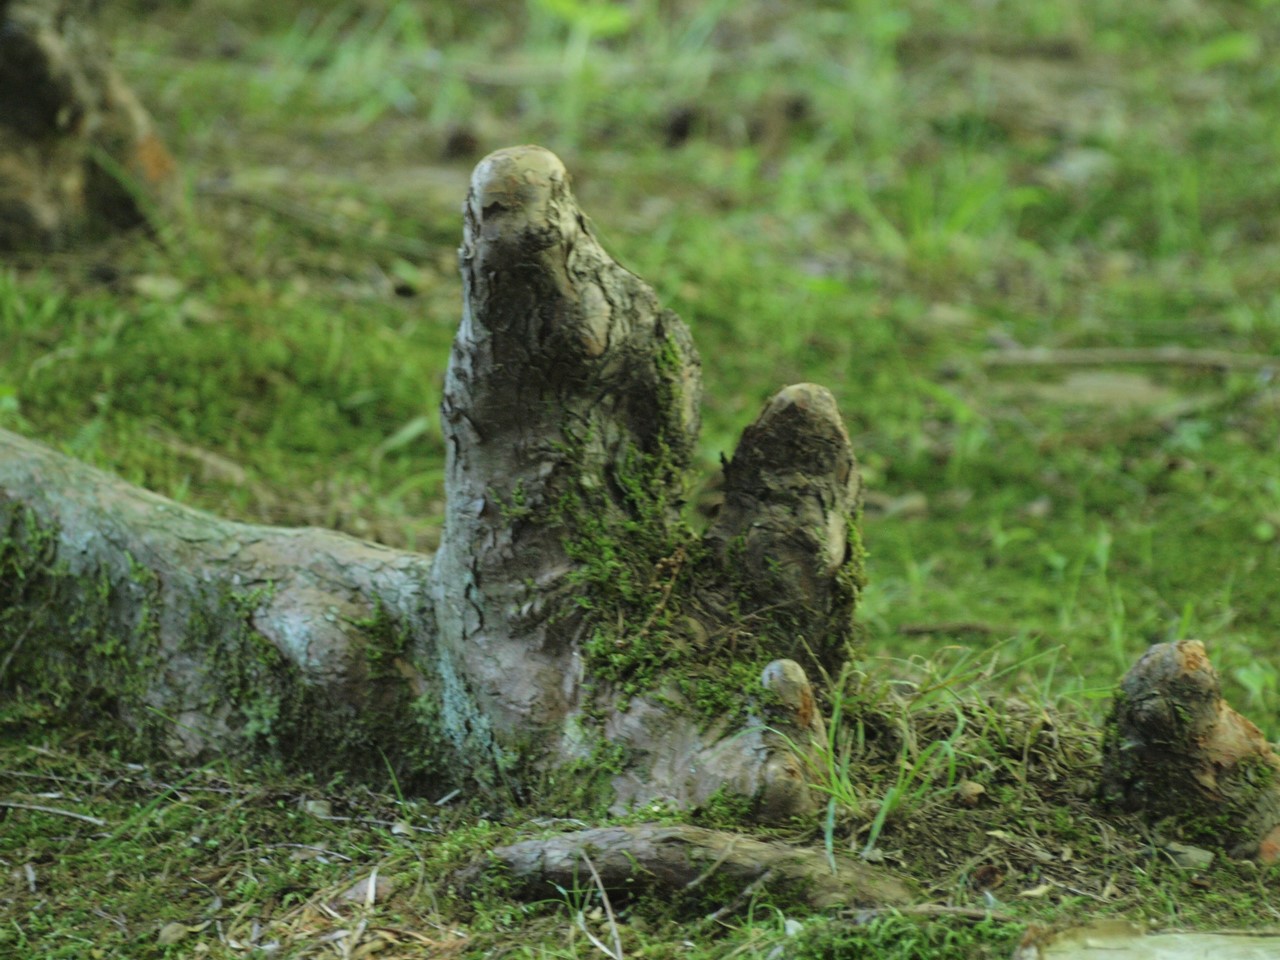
3,0,1280,955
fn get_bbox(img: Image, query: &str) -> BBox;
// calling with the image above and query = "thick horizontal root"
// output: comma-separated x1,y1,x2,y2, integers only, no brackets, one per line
455,823,915,911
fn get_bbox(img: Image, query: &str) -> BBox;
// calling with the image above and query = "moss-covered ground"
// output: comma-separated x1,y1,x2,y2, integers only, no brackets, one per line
3,0,1279,955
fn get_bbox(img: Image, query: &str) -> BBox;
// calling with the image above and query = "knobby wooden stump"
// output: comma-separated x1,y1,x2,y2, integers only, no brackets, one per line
426,145,863,816
1099,640,1280,861
0,0,176,249
1,145,863,821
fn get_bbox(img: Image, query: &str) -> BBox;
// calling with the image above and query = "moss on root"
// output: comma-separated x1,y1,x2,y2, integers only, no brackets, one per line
539,406,868,734
0,499,165,742
0,501,454,792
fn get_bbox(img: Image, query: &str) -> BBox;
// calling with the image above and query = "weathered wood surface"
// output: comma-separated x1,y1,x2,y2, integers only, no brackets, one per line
427,146,862,815
0,427,435,775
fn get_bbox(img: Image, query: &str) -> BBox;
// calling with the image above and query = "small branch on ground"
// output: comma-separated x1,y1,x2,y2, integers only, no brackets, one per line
897,622,1001,637
981,347,1277,372
0,800,108,826
844,904,1016,923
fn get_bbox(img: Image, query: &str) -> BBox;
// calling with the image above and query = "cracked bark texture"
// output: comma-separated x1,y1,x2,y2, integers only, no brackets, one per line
427,145,701,770
426,146,861,816
705,381,863,678
1099,640,1280,861
0,0,176,249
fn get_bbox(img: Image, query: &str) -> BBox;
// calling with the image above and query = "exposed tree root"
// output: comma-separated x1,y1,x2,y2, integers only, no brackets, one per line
1099,640,1280,861
455,823,916,911
0,144,863,816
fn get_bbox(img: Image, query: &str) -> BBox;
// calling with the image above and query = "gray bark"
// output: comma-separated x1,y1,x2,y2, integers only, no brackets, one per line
705,380,865,678
428,145,701,767
2,146,866,820
0,429,440,783
425,146,863,815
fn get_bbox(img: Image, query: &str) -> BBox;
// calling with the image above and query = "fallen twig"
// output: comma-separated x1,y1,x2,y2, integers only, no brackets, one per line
847,904,1016,923
199,183,435,258
0,622,35,685
703,869,775,925
0,769,105,787
981,347,1277,372
0,800,107,826
898,621,1000,637
579,851,624,960
683,836,738,892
